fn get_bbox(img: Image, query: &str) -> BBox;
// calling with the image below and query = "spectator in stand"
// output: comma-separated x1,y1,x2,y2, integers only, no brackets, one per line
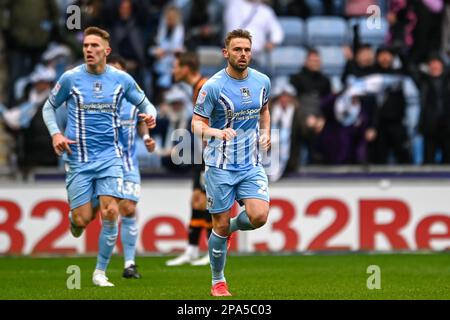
151,86,193,173
290,48,330,164
184,0,223,50
441,0,450,58
272,0,311,18
109,0,147,90
1,0,60,105
318,91,373,165
149,5,185,103
369,47,412,164
267,83,301,181
386,0,417,54
0,32,7,103
0,65,58,178
415,54,450,163
411,0,444,64
224,0,284,71
341,44,376,86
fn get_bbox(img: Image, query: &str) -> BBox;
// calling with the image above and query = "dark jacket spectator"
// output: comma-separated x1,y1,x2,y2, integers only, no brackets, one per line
369,47,412,164
290,49,330,163
415,55,450,163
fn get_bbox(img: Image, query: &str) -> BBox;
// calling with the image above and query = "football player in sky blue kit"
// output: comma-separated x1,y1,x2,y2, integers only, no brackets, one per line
107,55,156,279
42,27,157,287
191,29,271,297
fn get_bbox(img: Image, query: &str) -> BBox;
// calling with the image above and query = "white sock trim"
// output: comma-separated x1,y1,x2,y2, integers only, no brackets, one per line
125,260,135,268
94,269,105,276
212,278,226,285
211,230,228,239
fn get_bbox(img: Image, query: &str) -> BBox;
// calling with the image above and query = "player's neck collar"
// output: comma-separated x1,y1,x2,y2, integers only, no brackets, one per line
84,64,108,75
225,67,250,81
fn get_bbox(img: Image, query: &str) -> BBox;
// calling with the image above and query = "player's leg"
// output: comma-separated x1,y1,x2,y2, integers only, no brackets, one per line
66,165,96,237
191,200,213,266
70,202,95,237
119,198,141,278
205,166,234,296
92,161,124,287
240,198,269,228
233,166,270,233
92,194,121,287
119,170,141,277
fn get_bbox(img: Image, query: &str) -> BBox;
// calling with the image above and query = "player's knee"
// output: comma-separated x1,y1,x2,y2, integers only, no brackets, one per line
249,207,269,228
101,203,119,221
213,221,230,237
73,214,90,228
120,201,136,217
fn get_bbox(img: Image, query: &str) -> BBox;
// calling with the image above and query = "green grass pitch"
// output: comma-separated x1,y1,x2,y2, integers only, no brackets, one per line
0,253,449,300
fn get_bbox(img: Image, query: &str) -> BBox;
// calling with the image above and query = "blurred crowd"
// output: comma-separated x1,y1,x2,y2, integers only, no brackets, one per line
1,0,450,180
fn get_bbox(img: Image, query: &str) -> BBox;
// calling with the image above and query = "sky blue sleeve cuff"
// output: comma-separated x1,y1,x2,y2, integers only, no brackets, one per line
42,100,61,136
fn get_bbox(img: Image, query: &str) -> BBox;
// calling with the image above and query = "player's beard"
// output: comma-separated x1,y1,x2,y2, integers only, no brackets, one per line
229,58,249,73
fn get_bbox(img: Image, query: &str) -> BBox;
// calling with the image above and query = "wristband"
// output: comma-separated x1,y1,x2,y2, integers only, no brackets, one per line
143,134,151,141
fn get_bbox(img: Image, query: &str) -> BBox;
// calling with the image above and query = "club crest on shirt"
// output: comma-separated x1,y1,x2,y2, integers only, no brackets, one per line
93,81,103,98
240,87,251,99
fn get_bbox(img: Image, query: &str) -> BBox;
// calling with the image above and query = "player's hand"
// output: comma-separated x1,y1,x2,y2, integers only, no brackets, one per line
52,133,76,156
220,128,237,141
144,137,156,152
138,114,156,129
259,133,271,151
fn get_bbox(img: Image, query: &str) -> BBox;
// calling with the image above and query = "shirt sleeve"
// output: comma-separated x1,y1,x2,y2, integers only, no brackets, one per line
122,72,147,108
193,81,216,118
42,100,61,136
48,72,72,108
136,98,157,119
263,76,271,105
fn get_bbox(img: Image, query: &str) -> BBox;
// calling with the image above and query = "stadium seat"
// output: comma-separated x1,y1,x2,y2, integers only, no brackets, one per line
278,17,305,46
197,46,226,77
306,16,349,46
268,46,307,77
317,46,346,76
349,17,389,46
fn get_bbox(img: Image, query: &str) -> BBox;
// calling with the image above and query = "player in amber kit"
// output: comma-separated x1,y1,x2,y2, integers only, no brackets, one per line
166,52,212,266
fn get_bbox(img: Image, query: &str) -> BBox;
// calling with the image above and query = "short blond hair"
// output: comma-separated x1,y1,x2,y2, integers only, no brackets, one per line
84,26,110,43
225,29,252,48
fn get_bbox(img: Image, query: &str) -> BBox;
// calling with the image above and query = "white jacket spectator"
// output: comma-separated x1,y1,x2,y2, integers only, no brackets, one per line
224,0,284,63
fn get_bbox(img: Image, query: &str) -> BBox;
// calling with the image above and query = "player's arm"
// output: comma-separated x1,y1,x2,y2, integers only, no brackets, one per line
137,119,155,152
259,103,271,150
42,75,76,156
192,83,236,141
191,114,236,141
123,74,157,129
136,98,157,129
42,101,76,156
